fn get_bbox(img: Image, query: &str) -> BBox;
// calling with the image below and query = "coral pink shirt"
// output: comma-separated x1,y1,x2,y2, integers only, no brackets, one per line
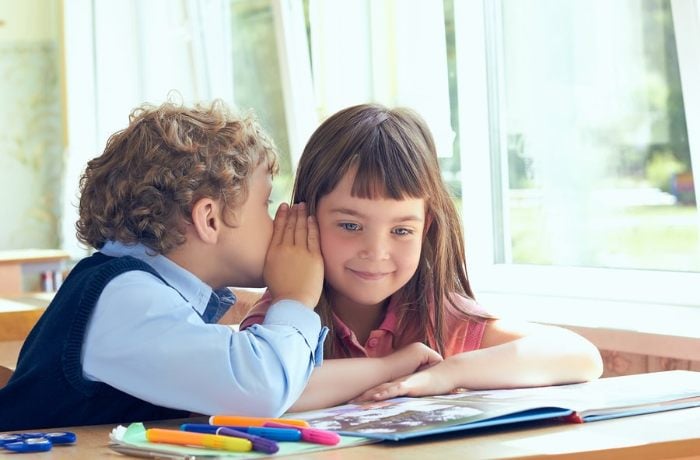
241,292,489,359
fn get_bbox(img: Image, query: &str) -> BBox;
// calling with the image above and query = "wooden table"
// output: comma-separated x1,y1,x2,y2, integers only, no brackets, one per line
2,406,699,459
0,294,51,341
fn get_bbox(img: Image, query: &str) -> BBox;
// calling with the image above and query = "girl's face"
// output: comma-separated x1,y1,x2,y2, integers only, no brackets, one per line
316,170,427,313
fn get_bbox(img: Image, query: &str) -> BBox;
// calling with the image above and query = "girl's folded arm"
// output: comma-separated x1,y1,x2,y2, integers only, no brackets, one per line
439,319,604,390
352,320,603,402
289,342,443,412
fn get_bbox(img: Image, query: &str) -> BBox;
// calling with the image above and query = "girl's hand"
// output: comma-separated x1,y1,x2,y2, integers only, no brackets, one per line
347,343,445,402
289,345,442,412
264,203,324,309
385,342,443,377
350,361,455,402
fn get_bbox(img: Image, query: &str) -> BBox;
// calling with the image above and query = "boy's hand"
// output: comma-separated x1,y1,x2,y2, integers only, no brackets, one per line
264,203,324,309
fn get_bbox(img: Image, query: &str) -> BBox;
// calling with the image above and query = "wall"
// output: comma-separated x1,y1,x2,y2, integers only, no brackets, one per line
601,349,700,377
0,0,63,250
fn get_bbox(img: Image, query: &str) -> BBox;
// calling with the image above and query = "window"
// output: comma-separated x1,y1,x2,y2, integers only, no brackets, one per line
60,0,699,309
455,0,699,306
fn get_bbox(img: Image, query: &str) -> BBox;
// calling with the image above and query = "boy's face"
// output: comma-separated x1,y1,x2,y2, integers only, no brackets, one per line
219,161,274,287
316,170,426,317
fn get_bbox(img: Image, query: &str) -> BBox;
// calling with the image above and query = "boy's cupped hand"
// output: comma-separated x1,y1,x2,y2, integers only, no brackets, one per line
264,202,324,309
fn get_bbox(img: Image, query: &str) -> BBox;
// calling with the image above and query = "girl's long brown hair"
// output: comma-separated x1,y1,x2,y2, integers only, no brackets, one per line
293,104,483,357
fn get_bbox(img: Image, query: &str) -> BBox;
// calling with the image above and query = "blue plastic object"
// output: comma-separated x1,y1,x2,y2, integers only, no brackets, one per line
0,431,76,453
3,437,52,453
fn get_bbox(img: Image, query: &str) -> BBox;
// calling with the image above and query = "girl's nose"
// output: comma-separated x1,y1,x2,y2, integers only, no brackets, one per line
358,234,389,260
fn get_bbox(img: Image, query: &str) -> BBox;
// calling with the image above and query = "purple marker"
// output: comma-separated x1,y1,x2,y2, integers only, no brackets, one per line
217,427,279,454
179,424,278,454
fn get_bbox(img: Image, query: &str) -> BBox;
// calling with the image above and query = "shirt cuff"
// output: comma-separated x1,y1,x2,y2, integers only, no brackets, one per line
314,326,329,367
264,300,324,349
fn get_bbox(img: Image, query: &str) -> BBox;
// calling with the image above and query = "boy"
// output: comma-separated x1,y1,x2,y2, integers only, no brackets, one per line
0,100,326,431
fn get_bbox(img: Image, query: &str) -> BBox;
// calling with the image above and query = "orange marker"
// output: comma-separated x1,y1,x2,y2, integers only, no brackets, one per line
209,415,310,428
145,428,252,452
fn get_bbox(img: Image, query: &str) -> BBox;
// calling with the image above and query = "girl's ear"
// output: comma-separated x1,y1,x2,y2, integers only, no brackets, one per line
191,197,221,244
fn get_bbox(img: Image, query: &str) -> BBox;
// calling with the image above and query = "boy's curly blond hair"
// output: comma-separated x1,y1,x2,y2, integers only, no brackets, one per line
76,100,278,253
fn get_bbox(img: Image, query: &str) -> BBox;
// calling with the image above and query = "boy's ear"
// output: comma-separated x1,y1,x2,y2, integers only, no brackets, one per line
191,198,221,244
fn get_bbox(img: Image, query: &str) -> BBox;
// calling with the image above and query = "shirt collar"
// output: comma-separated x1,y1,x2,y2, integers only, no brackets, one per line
99,241,213,316
331,295,403,338
381,296,402,332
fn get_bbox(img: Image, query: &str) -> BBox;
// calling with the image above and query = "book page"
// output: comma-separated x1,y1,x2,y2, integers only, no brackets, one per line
290,371,700,440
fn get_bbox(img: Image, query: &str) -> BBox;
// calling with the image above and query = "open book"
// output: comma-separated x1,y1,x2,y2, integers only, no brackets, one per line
289,370,700,441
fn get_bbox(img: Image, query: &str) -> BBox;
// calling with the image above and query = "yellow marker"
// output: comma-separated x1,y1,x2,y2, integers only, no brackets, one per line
145,428,252,452
209,415,310,428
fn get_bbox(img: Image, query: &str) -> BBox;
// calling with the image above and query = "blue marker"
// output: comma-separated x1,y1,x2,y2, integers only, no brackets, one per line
180,424,279,454
181,423,301,442
239,426,300,442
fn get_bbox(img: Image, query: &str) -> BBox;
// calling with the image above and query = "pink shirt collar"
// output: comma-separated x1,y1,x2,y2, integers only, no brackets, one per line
331,296,404,358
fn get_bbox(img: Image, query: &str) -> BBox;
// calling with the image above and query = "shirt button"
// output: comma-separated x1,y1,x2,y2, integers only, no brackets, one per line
367,338,379,348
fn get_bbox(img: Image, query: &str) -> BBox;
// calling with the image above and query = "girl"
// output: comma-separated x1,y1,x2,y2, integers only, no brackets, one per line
242,104,602,409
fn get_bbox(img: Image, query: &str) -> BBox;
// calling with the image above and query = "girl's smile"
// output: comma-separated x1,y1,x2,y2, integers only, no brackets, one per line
347,269,393,281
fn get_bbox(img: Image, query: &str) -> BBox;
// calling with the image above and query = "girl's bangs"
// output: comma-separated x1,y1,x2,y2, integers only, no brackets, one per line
349,147,426,201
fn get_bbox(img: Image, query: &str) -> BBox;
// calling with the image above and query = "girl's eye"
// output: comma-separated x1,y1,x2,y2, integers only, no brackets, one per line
339,222,361,231
393,227,414,236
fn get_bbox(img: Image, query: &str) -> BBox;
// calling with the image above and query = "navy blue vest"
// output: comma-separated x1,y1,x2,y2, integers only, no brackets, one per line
0,253,189,431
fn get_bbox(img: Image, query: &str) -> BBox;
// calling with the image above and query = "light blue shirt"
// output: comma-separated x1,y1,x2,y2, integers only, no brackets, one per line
82,241,327,417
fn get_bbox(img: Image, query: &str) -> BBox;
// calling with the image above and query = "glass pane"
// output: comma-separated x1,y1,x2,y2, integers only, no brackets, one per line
230,0,294,205
497,0,699,272
442,0,463,207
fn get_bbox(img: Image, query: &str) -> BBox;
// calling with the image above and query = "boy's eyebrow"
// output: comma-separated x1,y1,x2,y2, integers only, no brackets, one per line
329,207,424,223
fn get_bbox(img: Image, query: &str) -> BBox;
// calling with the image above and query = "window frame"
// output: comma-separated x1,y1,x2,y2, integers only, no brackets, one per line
271,0,317,167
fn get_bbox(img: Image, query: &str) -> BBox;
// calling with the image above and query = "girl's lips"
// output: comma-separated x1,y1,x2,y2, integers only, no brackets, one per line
348,269,389,280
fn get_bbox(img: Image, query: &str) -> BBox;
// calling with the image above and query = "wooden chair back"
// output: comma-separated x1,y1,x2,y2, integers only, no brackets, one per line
0,365,13,389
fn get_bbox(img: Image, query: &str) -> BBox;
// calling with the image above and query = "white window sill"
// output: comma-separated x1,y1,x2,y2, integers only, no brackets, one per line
476,292,700,362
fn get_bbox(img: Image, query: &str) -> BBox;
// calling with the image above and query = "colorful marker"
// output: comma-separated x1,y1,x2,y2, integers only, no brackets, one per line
264,422,341,446
181,423,301,442
179,425,278,454
145,428,252,452
209,415,310,428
